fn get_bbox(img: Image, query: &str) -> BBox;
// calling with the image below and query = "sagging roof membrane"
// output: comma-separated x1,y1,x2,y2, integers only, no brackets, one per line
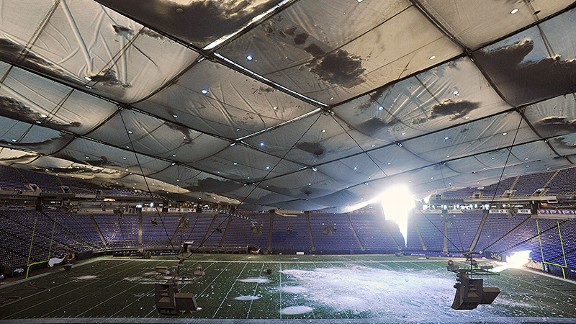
0,0,575,212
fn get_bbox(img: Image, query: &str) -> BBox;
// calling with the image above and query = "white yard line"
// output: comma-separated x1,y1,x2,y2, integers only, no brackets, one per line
278,262,282,320
211,262,248,318
0,260,132,310
143,261,227,317
7,261,143,318
245,263,265,319
74,265,157,317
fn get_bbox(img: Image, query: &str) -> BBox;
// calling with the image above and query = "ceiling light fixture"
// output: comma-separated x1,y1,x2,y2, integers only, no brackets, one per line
510,8,519,14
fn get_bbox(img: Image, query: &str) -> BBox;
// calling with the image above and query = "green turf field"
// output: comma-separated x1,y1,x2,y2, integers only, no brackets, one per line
1,254,575,323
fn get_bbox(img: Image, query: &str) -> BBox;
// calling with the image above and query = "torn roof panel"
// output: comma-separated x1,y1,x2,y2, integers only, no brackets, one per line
0,0,199,103
1,66,118,135
0,116,72,154
523,93,576,138
54,137,171,176
95,0,286,48
474,9,576,107
0,1,576,210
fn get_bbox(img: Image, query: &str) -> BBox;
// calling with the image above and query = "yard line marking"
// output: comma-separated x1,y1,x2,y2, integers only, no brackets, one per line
212,262,249,318
245,263,265,319
496,271,576,318
278,262,282,320
6,317,576,323
6,260,144,317
143,261,219,318
196,262,232,299
0,260,133,309
0,257,103,290
73,264,159,317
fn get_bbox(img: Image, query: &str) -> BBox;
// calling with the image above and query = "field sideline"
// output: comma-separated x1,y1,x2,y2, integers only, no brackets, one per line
1,254,575,323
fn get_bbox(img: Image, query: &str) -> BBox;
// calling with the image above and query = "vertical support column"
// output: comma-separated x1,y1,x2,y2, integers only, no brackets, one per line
90,215,107,247
443,221,448,254
138,210,143,252
535,218,546,272
219,216,233,247
306,211,315,253
348,214,364,252
557,221,568,279
267,211,274,254
468,210,489,254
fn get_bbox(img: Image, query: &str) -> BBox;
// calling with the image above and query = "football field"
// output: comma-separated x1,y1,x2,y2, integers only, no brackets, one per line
1,254,575,323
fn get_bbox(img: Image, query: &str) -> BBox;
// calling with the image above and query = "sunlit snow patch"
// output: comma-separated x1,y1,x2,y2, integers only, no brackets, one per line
237,277,271,283
234,295,262,301
279,306,313,315
281,265,457,317
281,286,307,294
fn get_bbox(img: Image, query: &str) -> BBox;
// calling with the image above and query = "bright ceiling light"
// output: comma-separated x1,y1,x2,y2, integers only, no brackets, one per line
510,8,519,14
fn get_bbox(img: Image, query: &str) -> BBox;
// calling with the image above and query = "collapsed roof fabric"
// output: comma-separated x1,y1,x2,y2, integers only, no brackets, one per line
0,0,575,212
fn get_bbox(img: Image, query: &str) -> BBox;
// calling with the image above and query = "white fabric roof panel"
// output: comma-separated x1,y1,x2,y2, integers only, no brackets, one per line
417,0,575,50
474,8,576,107
26,155,125,180
244,113,373,165
193,144,304,182
316,153,384,187
523,93,576,138
0,0,199,103
0,147,38,164
0,0,575,211
258,168,348,200
220,0,462,104
0,117,72,154
549,133,576,156
0,66,117,135
402,112,538,163
333,57,511,143
135,59,318,139
55,138,171,176
88,109,230,163
94,0,287,48
366,145,430,176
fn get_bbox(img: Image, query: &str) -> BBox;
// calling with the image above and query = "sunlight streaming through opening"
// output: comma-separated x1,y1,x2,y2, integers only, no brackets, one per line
380,185,414,247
